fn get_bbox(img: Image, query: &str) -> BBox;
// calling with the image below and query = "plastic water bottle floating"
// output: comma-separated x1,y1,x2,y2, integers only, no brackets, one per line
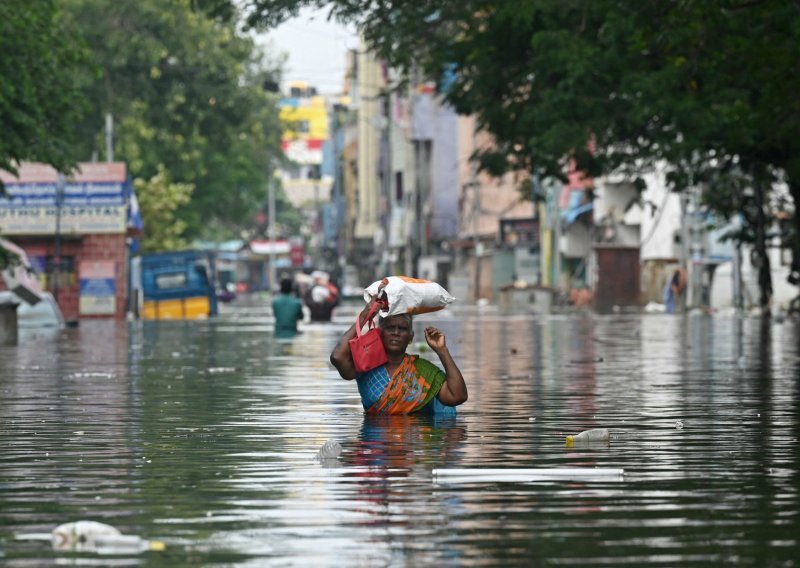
565,428,610,447
15,520,165,555
315,439,343,460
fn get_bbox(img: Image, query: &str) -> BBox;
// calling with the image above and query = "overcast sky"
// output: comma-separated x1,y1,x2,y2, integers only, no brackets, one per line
262,7,359,95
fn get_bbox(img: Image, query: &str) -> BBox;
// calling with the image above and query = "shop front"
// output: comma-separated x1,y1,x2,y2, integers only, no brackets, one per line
0,162,133,321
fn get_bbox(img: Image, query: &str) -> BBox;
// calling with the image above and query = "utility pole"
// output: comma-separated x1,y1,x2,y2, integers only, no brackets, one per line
418,141,431,261
53,173,65,306
413,140,431,277
267,173,277,293
105,113,114,162
679,191,691,308
732,213,744,311
550,181,562,288
685,186,705,309
470,130,481,302
404,175,414,278
384,90,393,275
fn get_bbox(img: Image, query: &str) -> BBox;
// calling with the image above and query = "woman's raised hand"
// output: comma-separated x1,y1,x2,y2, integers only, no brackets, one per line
424,327,447,352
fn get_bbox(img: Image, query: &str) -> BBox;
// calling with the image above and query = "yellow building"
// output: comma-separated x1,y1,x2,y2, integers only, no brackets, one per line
279,81,328,166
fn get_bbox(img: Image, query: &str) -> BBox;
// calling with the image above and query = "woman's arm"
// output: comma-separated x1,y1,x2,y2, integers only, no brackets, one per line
424,327,468,406
330,296,381,380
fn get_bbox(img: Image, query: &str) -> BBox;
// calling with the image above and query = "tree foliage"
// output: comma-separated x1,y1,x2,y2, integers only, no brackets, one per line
0,247,18,271
233,0,800,300
60,0,288,243
134,166,194,252
0,0,90,186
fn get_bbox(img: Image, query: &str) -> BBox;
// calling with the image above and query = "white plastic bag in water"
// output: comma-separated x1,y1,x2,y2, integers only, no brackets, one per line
364,276,455,317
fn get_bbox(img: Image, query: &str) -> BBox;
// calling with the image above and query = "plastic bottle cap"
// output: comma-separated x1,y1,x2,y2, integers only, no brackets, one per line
565,435,574,448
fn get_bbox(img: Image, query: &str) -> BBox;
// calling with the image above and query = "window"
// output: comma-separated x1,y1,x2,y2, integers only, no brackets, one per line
156,272,187,290
292,120,310,133
43,255,76,290
395,172,404,202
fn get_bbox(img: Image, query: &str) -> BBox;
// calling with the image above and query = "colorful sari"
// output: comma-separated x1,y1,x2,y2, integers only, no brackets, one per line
355,355,456,416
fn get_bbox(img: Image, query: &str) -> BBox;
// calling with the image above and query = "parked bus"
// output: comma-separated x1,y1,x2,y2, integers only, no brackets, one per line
132,251,218,320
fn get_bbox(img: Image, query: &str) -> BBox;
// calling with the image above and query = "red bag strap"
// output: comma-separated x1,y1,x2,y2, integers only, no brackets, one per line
355,302,379,339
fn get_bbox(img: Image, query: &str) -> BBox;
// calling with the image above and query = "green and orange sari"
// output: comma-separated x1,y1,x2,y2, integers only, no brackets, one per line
355,354,455,415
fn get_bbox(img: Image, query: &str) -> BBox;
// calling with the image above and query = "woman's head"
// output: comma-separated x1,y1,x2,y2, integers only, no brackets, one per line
378,313,414,353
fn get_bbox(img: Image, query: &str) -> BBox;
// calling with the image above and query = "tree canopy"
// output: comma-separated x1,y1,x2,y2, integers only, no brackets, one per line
0,0,89,183
234,0,799,298
1,0,296,252
60,0,288,243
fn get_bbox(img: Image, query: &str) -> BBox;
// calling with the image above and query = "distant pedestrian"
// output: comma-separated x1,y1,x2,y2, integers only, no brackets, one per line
663,267,687,313
304,271,339,322
272,277,303,337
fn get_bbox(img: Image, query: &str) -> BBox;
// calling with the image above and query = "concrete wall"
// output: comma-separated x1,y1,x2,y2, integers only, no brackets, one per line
354,41,382,241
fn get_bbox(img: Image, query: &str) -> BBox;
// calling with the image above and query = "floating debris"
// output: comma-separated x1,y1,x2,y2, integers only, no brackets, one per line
565,428,610,447
433,467,624,484
315,440,343,461
16,520,165,555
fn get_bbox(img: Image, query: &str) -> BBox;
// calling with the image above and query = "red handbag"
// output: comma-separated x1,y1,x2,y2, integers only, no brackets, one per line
349,303,388,373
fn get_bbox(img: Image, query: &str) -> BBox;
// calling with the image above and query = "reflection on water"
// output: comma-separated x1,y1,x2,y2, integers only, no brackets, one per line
1,306,798,566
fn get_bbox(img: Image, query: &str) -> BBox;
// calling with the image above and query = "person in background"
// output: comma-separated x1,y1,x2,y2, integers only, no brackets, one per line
663,267,688,313
272,277,304,337
305,271,339,322
330,293,468,415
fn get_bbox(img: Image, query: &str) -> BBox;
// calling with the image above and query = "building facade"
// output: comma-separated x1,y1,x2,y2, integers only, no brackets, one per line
0,162,133,320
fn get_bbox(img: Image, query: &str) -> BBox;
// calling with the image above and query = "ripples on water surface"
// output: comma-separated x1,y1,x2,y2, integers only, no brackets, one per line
1,303,799,567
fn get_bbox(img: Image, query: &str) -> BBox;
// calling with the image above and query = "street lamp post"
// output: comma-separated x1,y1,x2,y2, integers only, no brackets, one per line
53,173,65,306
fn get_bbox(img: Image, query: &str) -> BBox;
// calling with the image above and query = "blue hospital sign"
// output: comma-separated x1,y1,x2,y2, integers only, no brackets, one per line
0,163,129,235
79,260,117,315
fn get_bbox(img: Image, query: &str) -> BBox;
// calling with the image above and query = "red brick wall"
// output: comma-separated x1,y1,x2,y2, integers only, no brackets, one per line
0,234,128,321
81,234,128,320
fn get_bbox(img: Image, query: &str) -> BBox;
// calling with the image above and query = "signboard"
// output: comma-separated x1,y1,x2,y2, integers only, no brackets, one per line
0,162,129,235
250,239,291,255
79,260,117,315
499,217,540,249
281,139,323,165
290,242,305,267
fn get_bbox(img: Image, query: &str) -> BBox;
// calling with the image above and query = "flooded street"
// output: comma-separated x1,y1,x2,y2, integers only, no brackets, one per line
1,300,799,566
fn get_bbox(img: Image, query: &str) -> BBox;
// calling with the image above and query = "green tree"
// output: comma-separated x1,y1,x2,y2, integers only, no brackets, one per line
0,246,19,271
232,0,799,306
0,0,90,186
134,166,194,252
61,0,286,243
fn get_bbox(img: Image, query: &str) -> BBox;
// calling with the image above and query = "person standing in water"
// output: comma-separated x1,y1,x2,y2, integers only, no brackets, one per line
663,267,688,313
330,293,467,415
272,277,304,337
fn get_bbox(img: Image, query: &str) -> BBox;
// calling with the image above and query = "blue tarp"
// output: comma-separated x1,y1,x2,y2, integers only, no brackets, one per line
562,202,594,225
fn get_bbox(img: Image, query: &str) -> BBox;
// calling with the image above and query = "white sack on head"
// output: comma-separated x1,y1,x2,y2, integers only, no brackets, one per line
364,276,455,317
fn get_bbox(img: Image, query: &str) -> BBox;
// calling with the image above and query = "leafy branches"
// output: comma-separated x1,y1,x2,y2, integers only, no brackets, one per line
61,0,286,244
0,0,90,185
228,0,799,299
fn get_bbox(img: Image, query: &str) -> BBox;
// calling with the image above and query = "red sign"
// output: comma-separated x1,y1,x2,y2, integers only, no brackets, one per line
290,243,304,267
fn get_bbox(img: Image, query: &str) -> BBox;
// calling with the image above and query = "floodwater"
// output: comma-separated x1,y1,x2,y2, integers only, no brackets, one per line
1,299,799,567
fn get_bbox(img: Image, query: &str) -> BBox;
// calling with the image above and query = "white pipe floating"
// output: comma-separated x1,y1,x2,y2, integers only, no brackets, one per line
432,467,624,483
